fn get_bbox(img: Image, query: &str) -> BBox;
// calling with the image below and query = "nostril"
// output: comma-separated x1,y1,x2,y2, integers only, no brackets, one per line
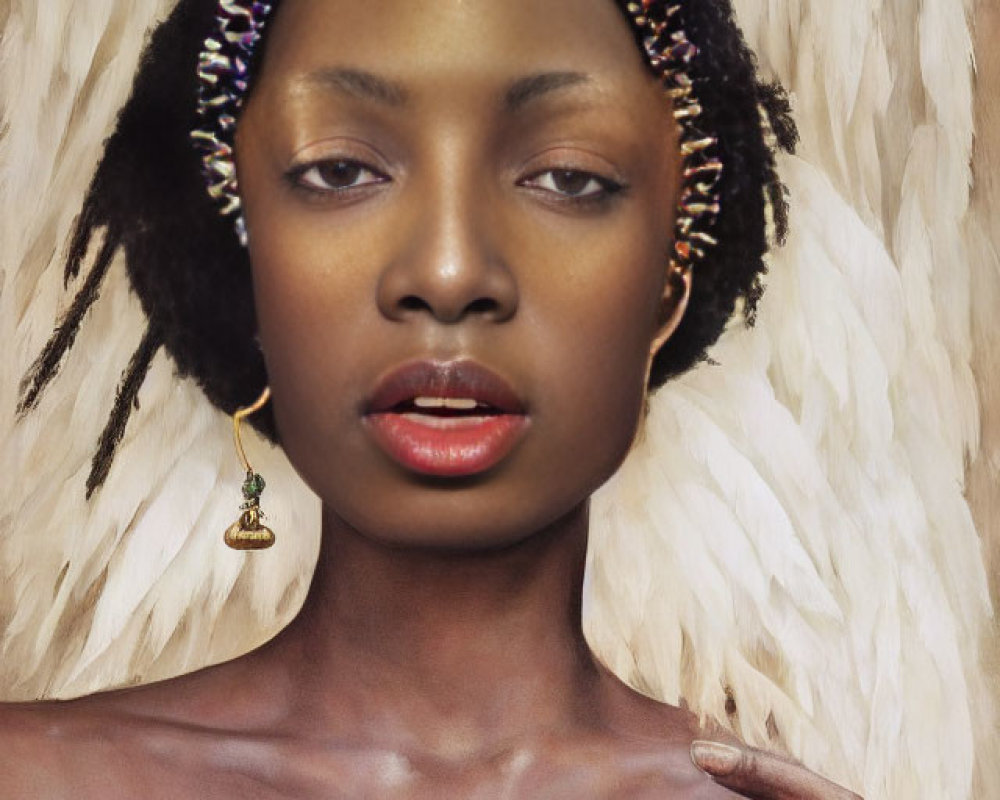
466,298,499,316
399,295,431,313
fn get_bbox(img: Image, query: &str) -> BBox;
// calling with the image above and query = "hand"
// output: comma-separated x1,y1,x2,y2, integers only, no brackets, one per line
690,740,863,800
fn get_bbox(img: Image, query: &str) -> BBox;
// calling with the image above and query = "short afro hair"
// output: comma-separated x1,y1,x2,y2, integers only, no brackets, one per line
19,0,796,497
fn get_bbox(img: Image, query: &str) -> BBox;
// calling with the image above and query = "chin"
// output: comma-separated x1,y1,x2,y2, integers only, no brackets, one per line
320,470,596,552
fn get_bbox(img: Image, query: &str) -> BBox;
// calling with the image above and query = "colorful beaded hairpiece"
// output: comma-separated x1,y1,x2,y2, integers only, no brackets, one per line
192,0,723,266
191,1,273,247
622,0,723,272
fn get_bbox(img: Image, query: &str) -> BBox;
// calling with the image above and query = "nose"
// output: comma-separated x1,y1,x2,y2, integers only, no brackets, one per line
376,180,518,325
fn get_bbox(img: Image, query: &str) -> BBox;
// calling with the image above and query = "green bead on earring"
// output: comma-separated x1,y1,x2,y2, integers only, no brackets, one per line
224,387,276,551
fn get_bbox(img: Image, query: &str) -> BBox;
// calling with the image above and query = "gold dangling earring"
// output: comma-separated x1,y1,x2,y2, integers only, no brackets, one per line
224,387,276,551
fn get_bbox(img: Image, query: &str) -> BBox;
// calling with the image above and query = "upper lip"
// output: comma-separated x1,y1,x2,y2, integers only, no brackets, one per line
365,359,526,414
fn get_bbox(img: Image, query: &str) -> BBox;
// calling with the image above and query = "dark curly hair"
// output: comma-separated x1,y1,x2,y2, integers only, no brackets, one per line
18,0,796,498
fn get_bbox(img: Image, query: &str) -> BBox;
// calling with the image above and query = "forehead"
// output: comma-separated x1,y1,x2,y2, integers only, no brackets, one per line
256,0,658,107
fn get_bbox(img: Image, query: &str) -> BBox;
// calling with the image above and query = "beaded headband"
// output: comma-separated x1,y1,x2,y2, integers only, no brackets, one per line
191,0,723,267
623,0,723,271
191,1,273,247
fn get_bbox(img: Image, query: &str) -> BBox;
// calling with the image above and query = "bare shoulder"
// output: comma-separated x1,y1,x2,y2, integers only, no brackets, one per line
0,699,125,799
546,667,745,798
0,661,287,800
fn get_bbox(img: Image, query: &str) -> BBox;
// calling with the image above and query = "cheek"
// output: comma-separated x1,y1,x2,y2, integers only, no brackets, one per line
520,225,668,468
246,217,388,510
246,196,391,403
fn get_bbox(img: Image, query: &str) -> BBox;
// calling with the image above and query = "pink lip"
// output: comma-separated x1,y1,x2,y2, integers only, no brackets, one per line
363,360,529,477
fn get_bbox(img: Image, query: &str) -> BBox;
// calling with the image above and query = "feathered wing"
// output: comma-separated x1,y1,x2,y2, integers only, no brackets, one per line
0,1,995,798
588,0,997,797
965,5,1000,797
0,0,321,697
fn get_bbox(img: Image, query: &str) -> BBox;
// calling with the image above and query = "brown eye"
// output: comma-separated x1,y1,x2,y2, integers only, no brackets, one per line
294,159,387,192
551,170,594,196
522,168,620,200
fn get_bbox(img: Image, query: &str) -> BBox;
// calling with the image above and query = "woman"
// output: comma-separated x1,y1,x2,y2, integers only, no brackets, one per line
0,0,952,795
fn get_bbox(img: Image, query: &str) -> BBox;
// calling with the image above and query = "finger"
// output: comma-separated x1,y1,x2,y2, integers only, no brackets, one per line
690,741,863,800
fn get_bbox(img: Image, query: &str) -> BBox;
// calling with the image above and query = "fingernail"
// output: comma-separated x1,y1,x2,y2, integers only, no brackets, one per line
690,740,742,777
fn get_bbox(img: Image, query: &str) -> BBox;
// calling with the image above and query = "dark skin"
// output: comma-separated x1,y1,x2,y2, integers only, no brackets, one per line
0,0,861,797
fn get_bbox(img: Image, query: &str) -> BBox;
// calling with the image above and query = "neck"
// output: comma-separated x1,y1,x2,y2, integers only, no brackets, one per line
271,501,601,760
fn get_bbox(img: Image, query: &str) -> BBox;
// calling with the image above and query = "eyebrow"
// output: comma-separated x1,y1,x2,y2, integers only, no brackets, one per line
300,67,591,112
504,71,592,112
303,67,409,106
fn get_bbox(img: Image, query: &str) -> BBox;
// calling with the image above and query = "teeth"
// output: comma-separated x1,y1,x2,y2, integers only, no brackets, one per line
413,397,481,410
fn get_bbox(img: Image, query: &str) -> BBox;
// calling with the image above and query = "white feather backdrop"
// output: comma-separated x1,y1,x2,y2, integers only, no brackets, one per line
966,6,1000,782
1,1,996,799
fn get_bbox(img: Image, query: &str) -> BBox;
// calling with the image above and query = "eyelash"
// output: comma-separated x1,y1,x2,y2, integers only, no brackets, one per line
286,159,388,196
285,159,625,208
519,168,625,207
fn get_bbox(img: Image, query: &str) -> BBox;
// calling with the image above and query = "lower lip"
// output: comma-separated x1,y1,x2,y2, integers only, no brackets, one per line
365,412,529,477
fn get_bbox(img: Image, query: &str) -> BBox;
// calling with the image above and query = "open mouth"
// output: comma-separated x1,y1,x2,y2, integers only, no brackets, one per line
364,361,529,477
388,397,504,425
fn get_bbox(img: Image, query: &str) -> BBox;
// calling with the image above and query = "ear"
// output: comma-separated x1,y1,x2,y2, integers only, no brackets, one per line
648,261,692,361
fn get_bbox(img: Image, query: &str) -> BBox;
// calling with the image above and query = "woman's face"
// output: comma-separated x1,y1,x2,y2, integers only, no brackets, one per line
236,0,683,549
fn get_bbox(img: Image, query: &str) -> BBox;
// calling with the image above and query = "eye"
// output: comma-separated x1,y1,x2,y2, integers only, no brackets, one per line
521,169,621,200
289,159,388,193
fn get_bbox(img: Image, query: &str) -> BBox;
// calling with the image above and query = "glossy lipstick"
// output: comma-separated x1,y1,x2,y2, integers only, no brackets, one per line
364,360,529,477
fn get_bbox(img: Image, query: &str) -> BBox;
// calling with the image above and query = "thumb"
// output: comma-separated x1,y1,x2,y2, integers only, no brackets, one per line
690,741,863,800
